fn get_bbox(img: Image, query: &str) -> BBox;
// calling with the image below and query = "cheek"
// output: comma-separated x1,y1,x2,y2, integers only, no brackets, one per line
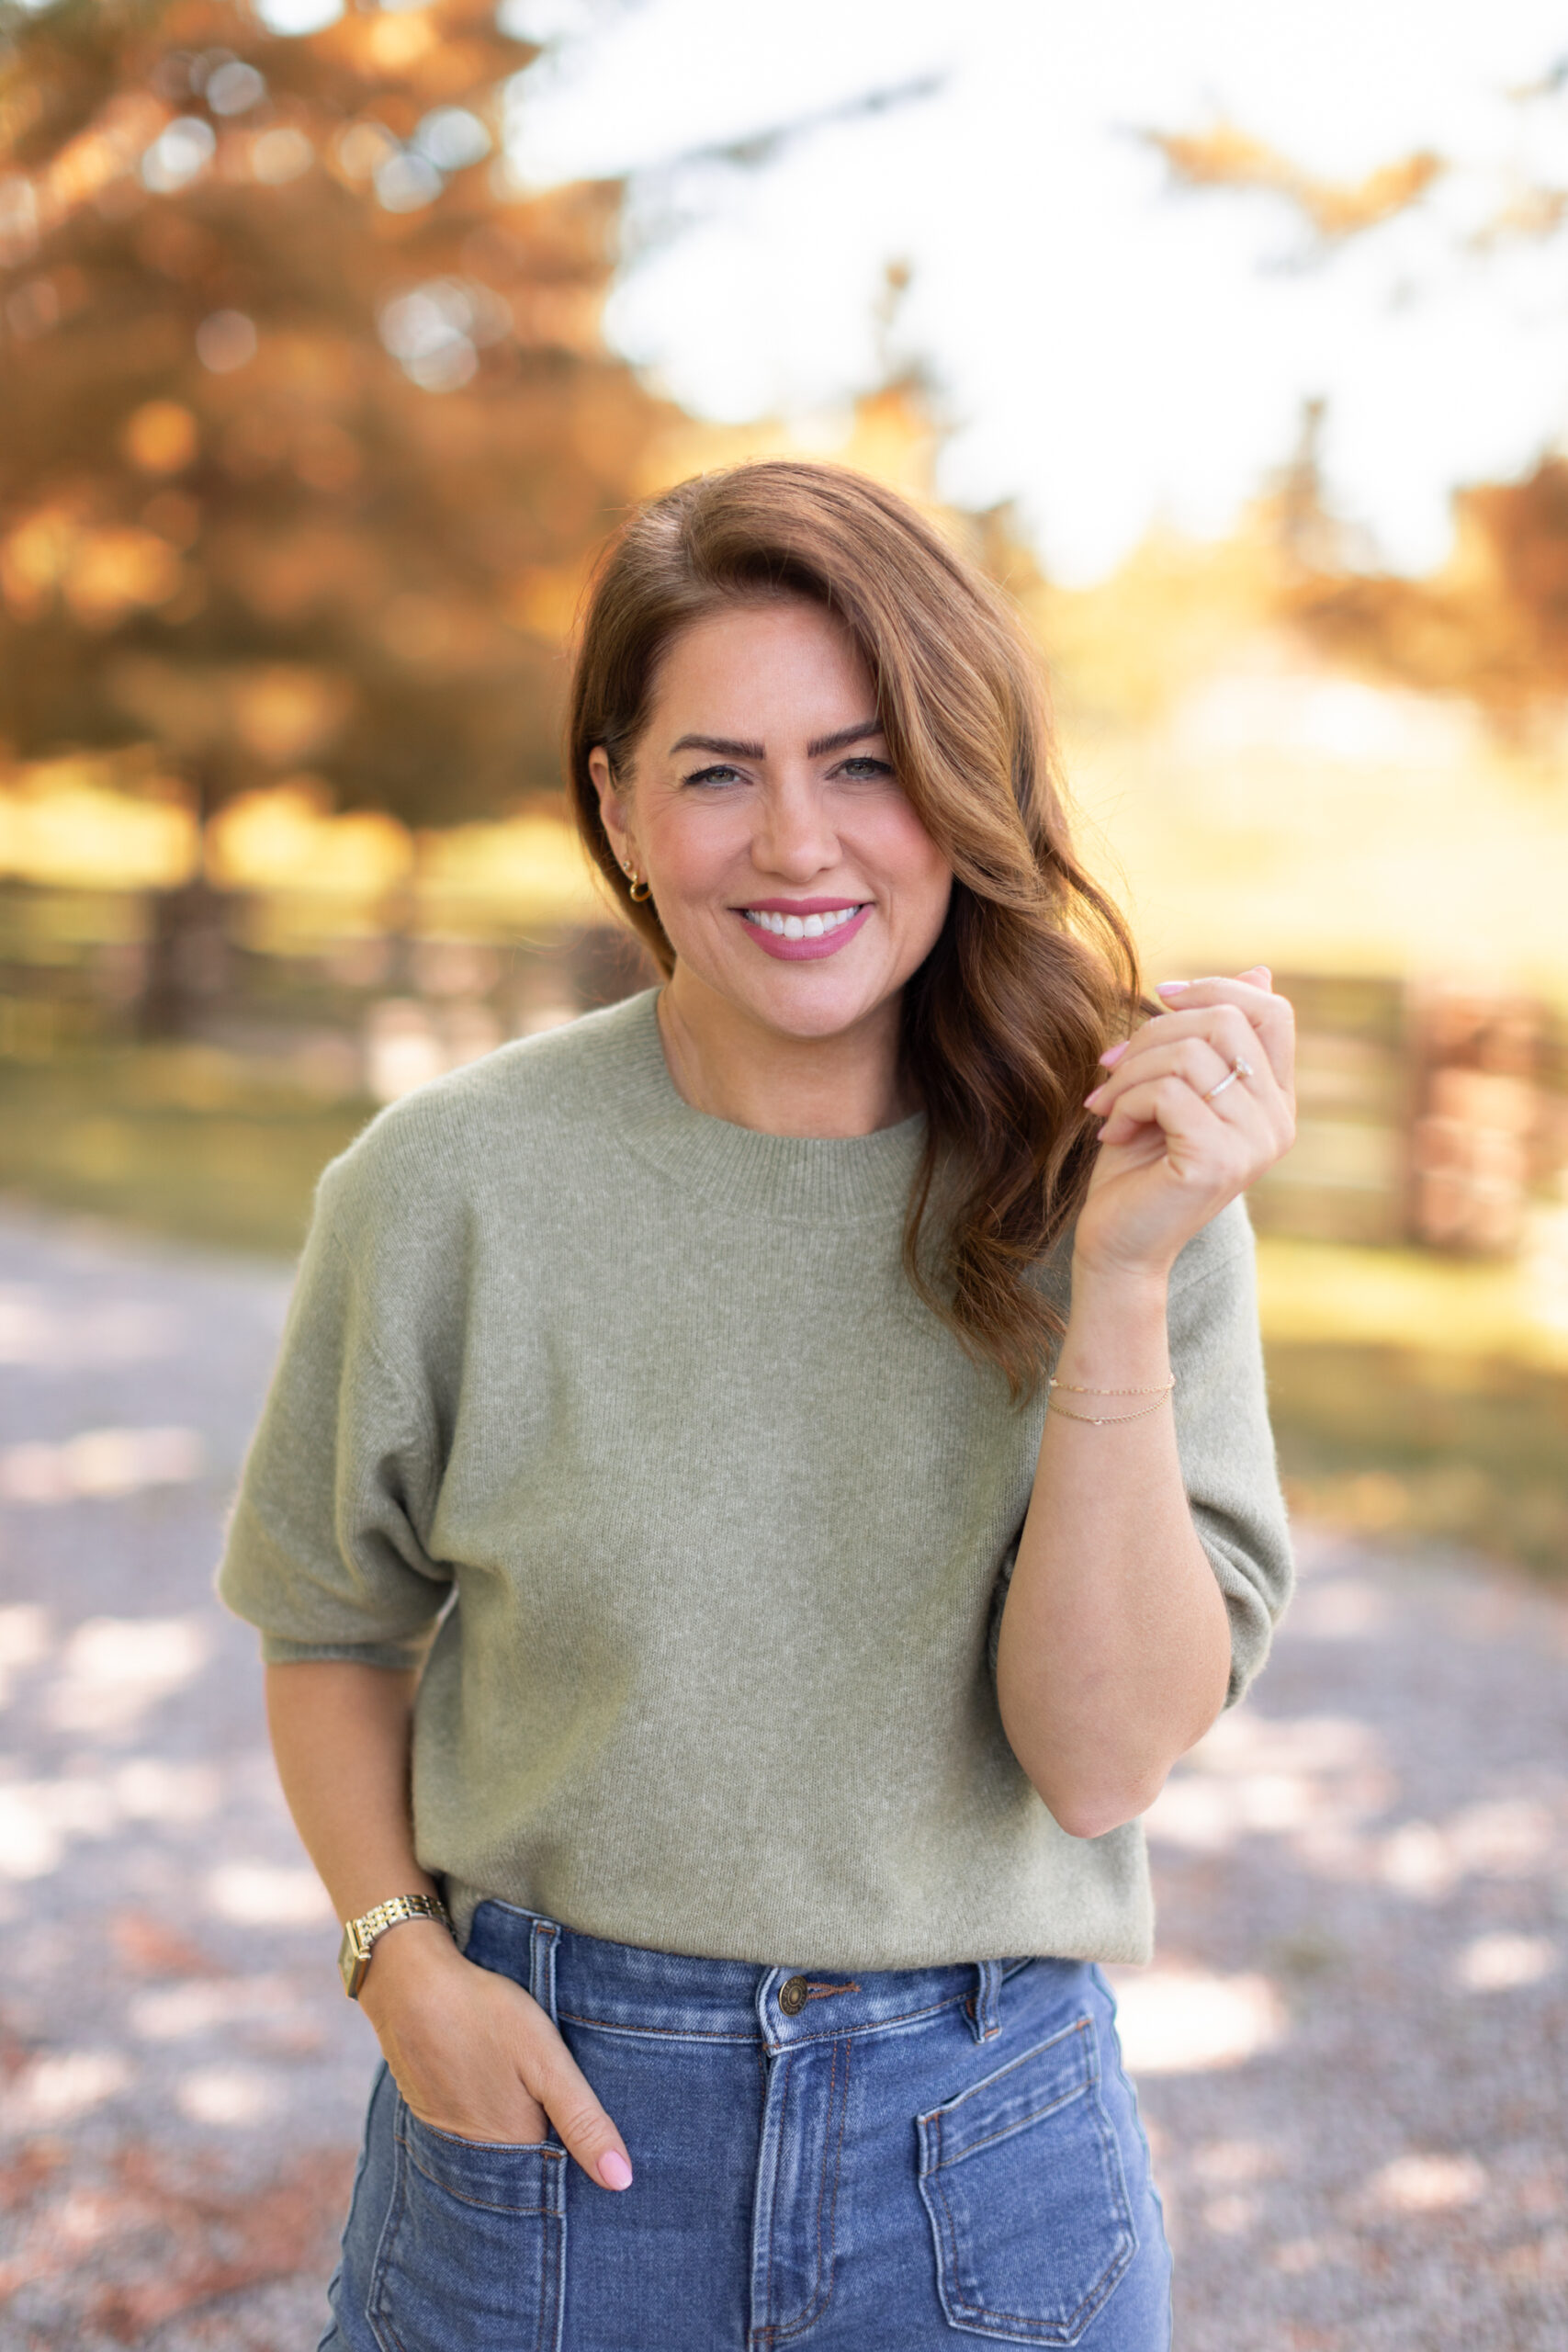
877,807,953,930
645,805,739,899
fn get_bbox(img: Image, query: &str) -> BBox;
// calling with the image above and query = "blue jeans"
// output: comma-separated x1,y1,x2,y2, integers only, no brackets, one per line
322,1901,1170,2351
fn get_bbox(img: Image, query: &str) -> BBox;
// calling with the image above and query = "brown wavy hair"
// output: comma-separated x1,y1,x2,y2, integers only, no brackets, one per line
566,461,1141,1393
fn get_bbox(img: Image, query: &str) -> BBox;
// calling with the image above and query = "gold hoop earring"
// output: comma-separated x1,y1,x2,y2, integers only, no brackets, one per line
622,862,651,903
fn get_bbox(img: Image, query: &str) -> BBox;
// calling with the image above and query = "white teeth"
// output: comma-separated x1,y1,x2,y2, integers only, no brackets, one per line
744,905,864,936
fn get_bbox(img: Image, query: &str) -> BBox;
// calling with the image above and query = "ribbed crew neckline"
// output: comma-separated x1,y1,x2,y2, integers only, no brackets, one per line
604,989,926,1225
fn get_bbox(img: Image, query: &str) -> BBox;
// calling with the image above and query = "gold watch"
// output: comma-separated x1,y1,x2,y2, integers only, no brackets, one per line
338,1893,452,1998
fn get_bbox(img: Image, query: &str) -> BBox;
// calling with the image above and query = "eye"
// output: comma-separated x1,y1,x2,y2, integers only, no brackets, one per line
833,756,895,782
680,763,747,788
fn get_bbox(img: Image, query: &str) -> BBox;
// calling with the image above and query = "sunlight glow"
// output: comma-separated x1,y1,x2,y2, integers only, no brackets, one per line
0,1427,204,1507
48,1614,212,1738
207,1861,334,1926
513,0,1568,580
5,2051,132,2128
1371,2153,1487,2213
1453,1933,1560,1991
1105,1968,1287,2074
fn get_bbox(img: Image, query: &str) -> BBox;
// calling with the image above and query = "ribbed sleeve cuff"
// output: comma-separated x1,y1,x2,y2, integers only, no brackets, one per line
260,1633,430,1670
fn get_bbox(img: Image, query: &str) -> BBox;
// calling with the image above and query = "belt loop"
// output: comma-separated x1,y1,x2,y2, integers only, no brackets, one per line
528,1917,559,2025
971,1959,1002,2043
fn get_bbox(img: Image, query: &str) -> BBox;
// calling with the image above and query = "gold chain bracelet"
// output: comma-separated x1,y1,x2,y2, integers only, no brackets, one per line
1049,1376,1175,1396
1047,1390,1175,1426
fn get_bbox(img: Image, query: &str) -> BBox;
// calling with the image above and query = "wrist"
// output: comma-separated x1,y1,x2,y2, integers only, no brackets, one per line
1067,1251,1172,1308
356,1917,465,2024
339,1888,453,2002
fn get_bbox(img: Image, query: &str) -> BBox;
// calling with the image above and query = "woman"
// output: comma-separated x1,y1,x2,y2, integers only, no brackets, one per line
220,460,1294,2352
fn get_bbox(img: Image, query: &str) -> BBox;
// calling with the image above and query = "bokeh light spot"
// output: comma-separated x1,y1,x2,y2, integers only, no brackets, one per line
141,117,216,195
196,310,257,373
122,400,198,474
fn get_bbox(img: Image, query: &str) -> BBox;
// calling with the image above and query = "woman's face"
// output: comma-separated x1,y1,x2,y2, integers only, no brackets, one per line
590,598,953,1046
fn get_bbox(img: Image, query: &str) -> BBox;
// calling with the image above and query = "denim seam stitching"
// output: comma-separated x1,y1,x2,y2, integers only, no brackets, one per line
766,1987,970,2052
756,2036,852,2346
918,2027,1137,2343
392,2126,564,2218
778,2034,847,2341
919,2018,1091,2126
935,2080,1093,2166
366,2094,412,2352
557,2007,757,2044
753,2045,794,2345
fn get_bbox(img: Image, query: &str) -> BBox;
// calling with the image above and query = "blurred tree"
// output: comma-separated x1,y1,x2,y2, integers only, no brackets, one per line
1145,122,1445,248
1149,105,1568,722
1279,462,1568,721
0,0,675,1018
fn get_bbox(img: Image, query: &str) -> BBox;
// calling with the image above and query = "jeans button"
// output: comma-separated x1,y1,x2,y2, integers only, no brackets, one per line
779,1974,807,2017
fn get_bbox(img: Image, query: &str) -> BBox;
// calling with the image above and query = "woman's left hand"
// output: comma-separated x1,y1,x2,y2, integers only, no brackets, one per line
1072,966,1296,1283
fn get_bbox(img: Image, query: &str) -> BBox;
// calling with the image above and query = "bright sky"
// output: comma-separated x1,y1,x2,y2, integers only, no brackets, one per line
500,0,1568,582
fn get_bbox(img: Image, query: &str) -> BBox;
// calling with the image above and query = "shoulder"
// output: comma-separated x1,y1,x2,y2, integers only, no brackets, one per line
315,991,658,1250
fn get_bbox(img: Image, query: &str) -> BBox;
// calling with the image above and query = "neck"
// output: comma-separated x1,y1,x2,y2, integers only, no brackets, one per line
657,967,916,1138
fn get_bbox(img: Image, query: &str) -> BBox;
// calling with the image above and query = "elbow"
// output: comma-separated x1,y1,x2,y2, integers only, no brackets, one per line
997,1681,1168,1839
1046,1782,1161,1841
1022,1759,1168,1842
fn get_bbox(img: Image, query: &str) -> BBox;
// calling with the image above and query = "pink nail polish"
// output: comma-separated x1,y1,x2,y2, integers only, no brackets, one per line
1098,1041,1129,1068
1156,980,1189,995
1084,1088,1104,1108
600,2150,634,2191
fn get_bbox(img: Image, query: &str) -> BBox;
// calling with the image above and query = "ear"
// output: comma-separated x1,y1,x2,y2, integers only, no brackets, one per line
589,746,636,869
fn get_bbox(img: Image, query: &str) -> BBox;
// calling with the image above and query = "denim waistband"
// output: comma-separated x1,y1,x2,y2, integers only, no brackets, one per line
463,1899,1083,2057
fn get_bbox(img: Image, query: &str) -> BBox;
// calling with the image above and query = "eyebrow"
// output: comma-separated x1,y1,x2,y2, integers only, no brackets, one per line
667,720,886,761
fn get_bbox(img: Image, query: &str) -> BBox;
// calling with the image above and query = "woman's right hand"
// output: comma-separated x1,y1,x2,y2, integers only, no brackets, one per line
358,1921,634,2191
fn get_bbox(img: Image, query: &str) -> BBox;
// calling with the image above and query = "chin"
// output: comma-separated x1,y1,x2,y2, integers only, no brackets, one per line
741,973,888,1041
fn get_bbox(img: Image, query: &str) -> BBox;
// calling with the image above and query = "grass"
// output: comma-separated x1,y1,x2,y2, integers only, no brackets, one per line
0,1046,373,1260
3,1046,1564,1581
1256,1238,1568,1578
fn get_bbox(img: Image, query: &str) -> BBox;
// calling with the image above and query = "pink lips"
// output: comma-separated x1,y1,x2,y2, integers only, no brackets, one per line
736,901,872,962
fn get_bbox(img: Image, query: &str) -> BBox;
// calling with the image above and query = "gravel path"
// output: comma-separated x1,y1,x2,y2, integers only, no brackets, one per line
0,1209,1563,2350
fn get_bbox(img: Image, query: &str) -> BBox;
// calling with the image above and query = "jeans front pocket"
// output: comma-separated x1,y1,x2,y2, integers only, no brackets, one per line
367,2098,567,2352
917,2012,1135,2346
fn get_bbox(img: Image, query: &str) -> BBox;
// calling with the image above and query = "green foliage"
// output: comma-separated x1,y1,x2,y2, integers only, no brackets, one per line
0,1042,372,1254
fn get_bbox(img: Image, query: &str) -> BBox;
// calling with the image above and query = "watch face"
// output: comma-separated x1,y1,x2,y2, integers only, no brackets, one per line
338,1924,366,1997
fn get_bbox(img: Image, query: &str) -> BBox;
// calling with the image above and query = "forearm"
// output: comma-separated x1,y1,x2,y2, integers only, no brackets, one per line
265,1660,438,1924
995,1261,1230,1838
264,1660,633,2184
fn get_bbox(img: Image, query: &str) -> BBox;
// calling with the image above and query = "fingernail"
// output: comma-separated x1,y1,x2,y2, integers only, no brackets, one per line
599,2150,634,2191
1156,980,1189,995
1098,1041,1129,1068
1084,1086,1105,1107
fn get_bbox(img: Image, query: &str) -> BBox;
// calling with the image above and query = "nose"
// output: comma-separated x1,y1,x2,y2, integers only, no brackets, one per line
752,775,839,880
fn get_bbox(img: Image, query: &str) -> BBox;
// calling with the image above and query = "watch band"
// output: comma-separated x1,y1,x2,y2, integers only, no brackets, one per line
338,1892,452,1999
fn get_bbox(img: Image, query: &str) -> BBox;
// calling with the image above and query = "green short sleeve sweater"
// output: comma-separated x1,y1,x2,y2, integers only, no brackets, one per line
218,989,1292,1969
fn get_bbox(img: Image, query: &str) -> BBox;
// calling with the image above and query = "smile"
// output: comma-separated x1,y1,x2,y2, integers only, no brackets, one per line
735,900,874,962
742,905,864,939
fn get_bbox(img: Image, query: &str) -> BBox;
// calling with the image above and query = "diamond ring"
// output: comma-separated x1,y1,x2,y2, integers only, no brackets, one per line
1204,1054,1256,1102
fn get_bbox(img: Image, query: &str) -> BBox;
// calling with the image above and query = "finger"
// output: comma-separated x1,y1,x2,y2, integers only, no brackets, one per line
400,2079,550,2145
1153,976,1294,1093
1094,1073,1276,1182
1093,1010,1288,1117
1087,1033,1232,1113
522,2023,635,2192
1096,1048,1289,1163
